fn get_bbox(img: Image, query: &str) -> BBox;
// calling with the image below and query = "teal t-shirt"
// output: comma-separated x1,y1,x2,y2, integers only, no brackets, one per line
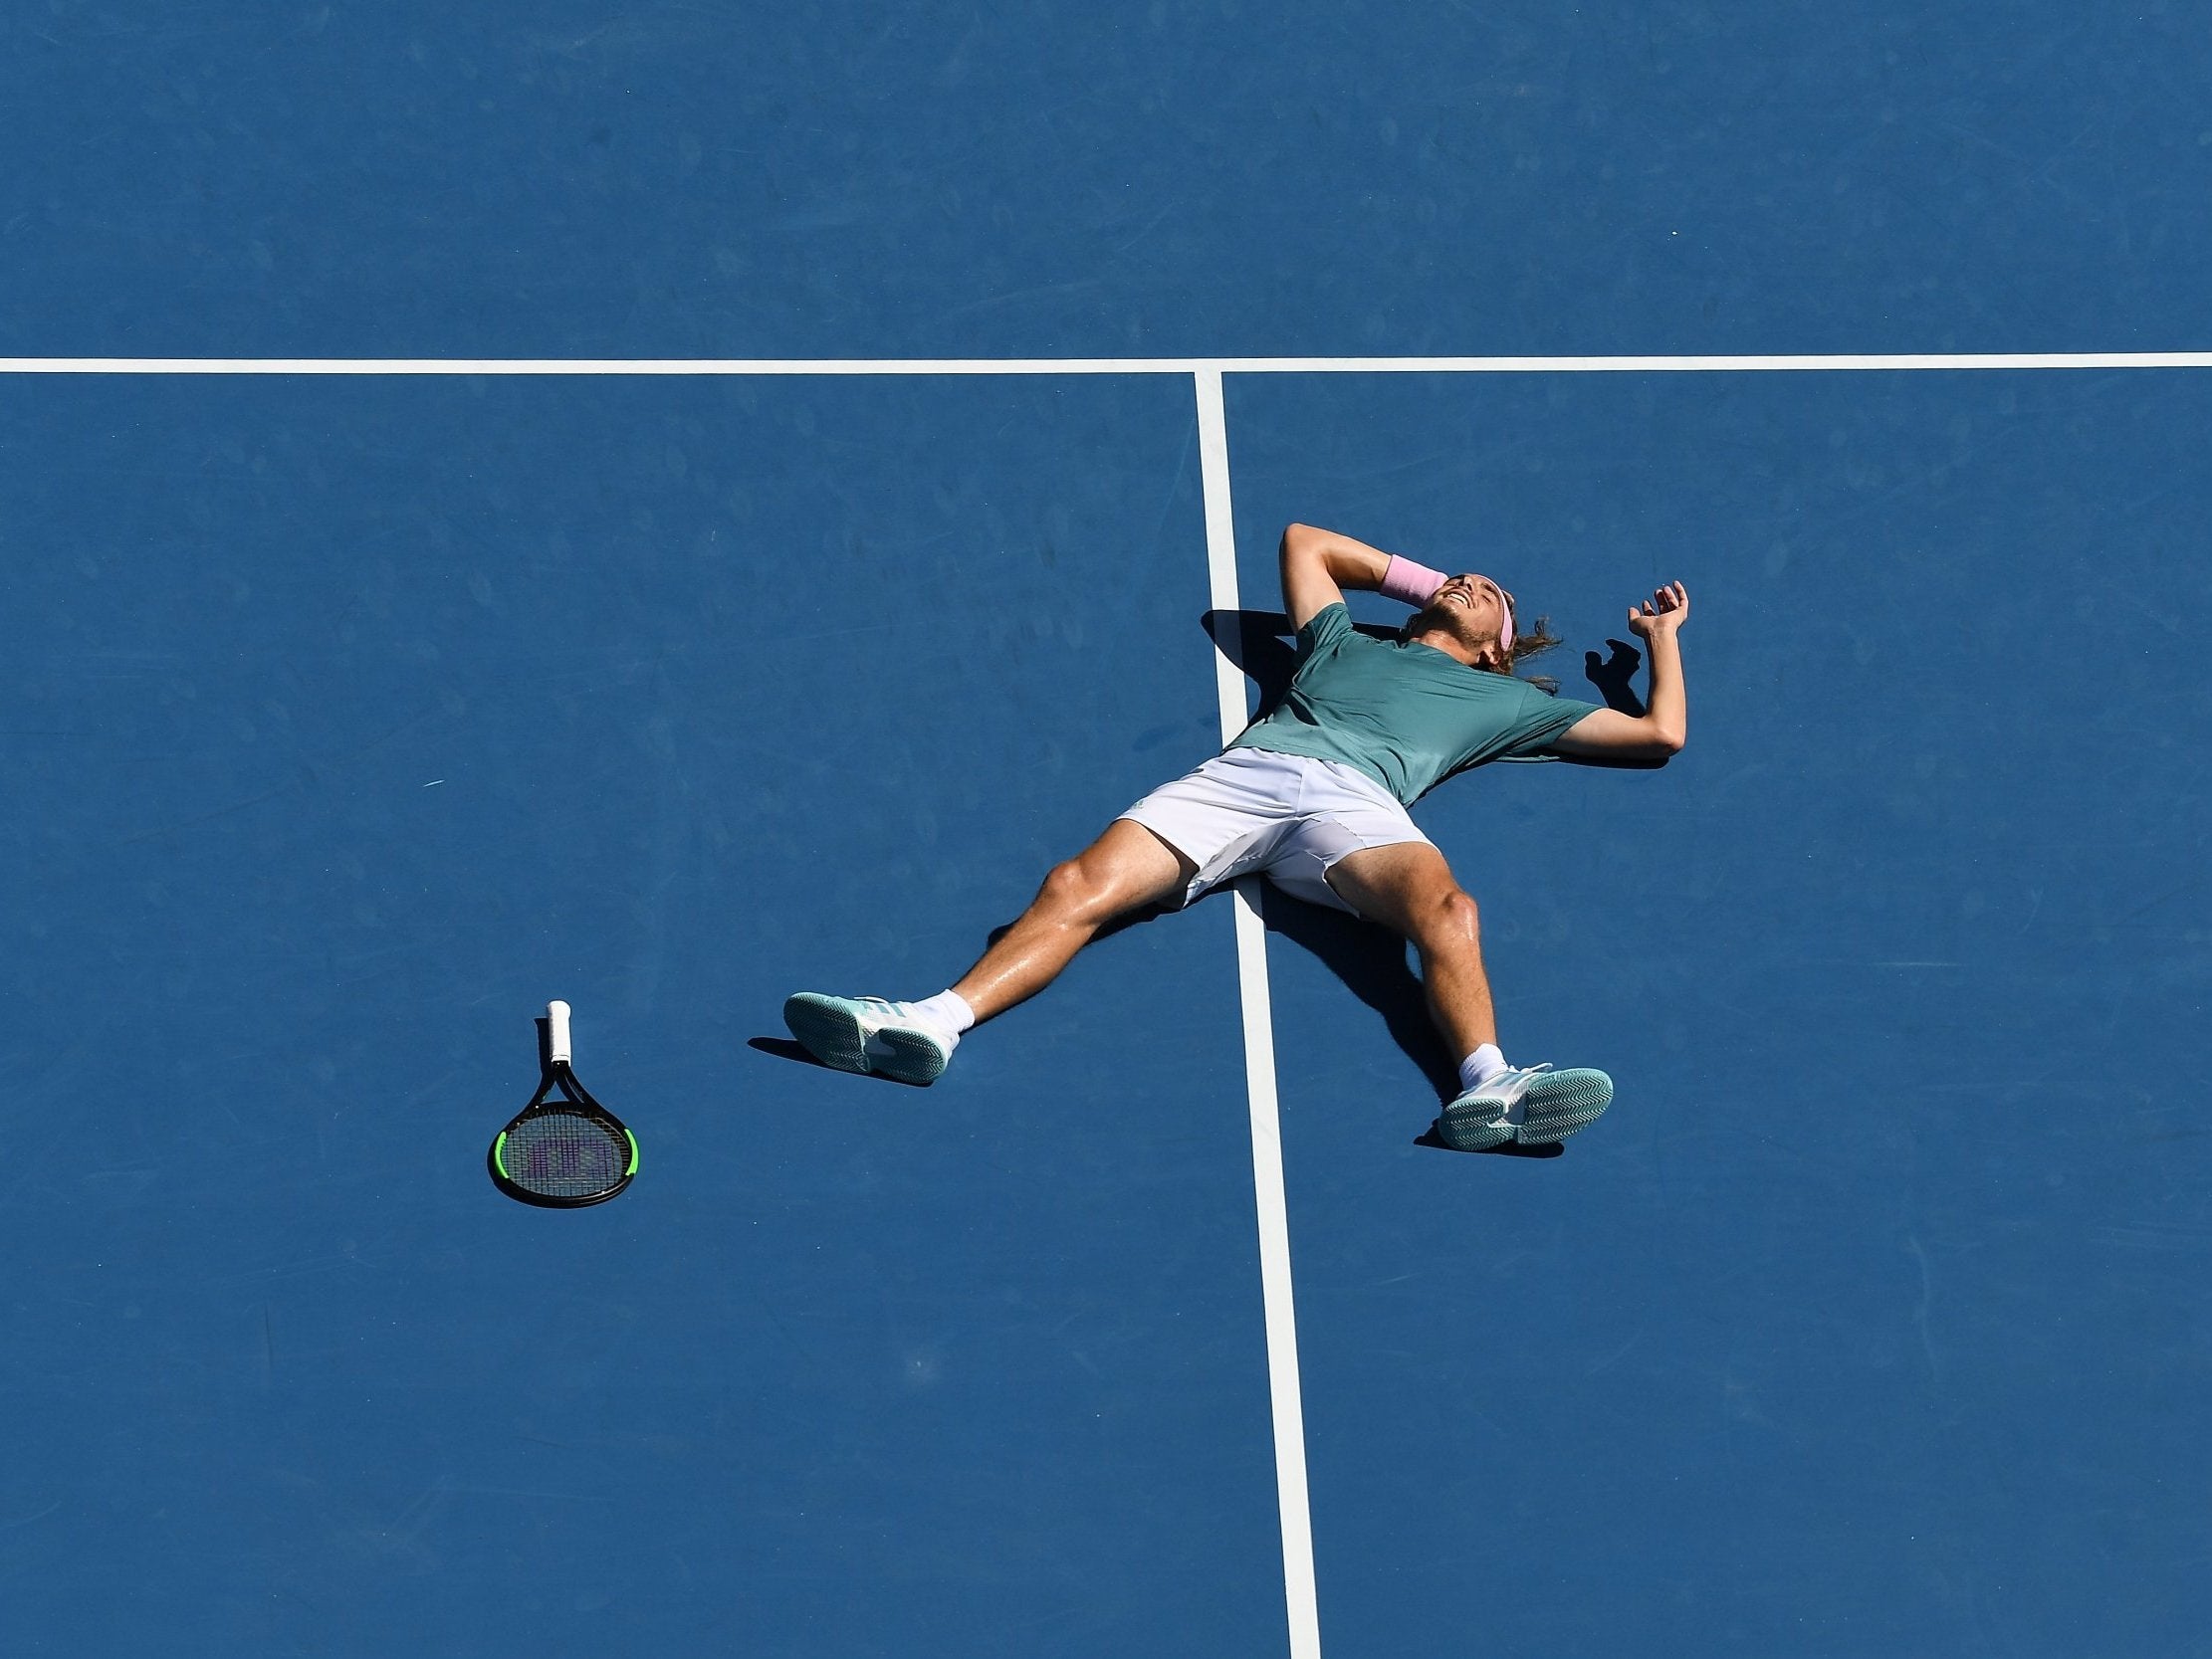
1226,603,1605,804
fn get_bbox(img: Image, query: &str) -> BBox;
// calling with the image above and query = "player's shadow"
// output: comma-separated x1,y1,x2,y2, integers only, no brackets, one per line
1201,607,1401,723
1196,609,1665,1153
751,898,1177,1082
749,1033,947,1085
1250,888,1561,1158
753,619,1656,1126
1200,608,1663,767
977,875,1554,1155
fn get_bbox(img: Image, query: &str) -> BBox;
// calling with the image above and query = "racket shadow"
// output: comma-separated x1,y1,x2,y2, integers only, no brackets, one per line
490,1013,639,1205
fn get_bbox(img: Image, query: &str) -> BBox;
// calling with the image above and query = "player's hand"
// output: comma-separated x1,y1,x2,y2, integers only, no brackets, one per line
1627,582,1689,640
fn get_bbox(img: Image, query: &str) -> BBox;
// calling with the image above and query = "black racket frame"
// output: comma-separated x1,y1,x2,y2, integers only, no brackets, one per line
487,1058,637,1209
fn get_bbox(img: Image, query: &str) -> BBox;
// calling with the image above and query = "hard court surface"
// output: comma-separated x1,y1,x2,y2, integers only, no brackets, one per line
4,6,2209,1655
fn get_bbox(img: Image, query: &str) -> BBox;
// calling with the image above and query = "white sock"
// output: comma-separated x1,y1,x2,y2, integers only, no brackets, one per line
1458,1044,1508,1092
907,989,976,1042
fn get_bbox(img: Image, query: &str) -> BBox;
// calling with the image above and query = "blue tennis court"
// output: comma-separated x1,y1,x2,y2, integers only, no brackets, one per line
6,6,2211,1656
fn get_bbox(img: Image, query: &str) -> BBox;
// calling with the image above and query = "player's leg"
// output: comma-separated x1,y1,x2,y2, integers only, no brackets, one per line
950,817,1198,1022
1318,841,1497,1061
1321,840,1612,1148
782,817,1196,1084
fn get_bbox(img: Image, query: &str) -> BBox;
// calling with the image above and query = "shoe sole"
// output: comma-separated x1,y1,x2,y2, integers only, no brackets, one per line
1436,1097,1514,1151
1437,1068,1613,1151
1517,1069,1613,1143
782,994,948,1086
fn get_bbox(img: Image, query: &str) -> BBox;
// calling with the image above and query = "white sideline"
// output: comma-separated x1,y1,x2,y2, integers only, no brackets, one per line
1195,368,1322,1659
4,351,2211,375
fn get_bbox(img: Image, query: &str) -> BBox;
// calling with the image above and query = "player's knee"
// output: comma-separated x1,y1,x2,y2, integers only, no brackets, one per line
1040,856,1112,920
1429,888,1480,945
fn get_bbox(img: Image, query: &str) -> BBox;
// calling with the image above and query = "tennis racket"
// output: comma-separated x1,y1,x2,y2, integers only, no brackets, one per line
488,1000,638,1207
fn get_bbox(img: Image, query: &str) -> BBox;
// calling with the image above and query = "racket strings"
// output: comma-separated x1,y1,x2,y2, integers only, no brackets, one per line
499,1109,630,1198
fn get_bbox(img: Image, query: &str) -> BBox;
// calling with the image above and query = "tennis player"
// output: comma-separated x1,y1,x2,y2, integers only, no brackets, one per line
785,523,1689,1150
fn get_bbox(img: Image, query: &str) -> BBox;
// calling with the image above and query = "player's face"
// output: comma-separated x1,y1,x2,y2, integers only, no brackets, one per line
1429,573,1514,647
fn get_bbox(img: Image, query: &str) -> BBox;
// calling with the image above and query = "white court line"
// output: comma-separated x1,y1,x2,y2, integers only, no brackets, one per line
3,351,2212,375
20,337,2195,1654
1195,368,1322,1659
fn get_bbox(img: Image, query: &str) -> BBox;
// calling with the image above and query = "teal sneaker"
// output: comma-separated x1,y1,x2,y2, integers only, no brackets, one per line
782,993,955,1085
1437,1063,1613,1150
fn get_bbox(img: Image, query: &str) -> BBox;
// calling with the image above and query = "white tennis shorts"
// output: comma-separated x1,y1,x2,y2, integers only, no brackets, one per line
1116,746,1434,915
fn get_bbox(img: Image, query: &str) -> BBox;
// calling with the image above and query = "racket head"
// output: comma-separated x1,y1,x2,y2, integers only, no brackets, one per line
488,1064,638,1208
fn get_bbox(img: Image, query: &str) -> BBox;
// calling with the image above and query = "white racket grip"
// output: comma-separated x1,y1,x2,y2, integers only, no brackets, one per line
547,1000,572,1066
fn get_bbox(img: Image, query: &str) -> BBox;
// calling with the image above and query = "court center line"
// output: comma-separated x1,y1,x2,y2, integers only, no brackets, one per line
4,351,2212,375
1196,367,1322,1659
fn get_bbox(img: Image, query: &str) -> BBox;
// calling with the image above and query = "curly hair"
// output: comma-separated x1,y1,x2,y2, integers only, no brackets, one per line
1498,612,1569,694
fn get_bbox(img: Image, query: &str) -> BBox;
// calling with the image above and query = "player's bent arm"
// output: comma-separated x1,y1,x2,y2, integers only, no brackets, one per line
1549,708,1684,761
1280,523,1392,630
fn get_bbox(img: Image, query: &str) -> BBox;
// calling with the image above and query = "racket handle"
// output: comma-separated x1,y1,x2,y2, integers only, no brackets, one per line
547,1000,572,1066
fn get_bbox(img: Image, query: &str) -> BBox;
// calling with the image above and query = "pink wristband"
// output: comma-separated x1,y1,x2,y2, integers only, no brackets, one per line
1379,554,1447,608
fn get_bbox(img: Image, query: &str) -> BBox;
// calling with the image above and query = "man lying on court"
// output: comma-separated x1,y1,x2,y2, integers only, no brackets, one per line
785,523,1690,1150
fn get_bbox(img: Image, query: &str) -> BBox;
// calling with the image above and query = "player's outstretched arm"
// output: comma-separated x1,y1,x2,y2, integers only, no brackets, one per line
1551,582,1690,760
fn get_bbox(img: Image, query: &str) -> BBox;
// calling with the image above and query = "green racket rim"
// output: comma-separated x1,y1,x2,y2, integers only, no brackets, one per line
488,1113,635,1206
